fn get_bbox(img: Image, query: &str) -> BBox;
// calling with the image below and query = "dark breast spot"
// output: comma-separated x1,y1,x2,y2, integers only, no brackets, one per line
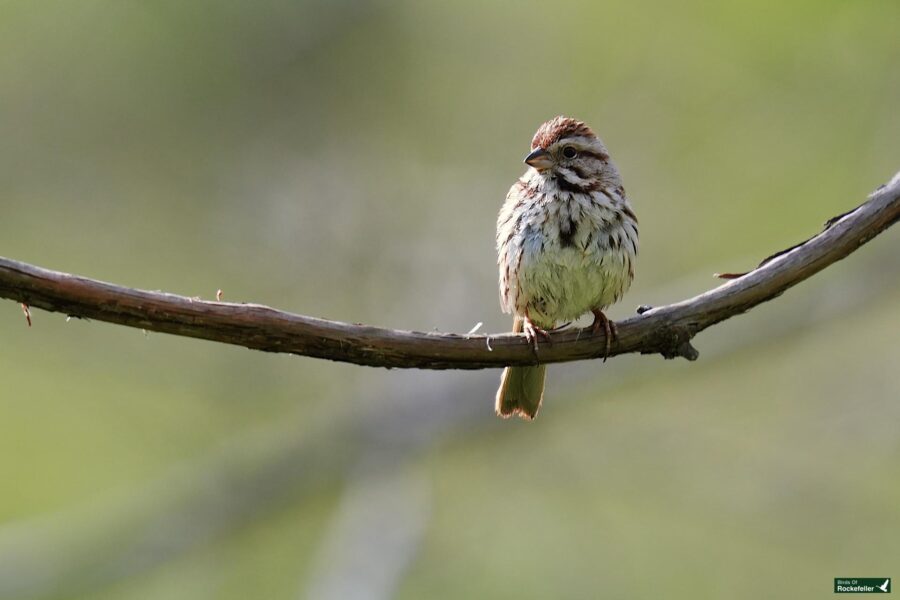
559,215,578,248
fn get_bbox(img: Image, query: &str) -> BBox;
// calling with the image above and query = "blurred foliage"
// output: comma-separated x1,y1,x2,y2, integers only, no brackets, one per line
0,1,898,598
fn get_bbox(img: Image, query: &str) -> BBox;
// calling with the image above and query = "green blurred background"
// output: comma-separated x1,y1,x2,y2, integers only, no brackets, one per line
1,1,898,598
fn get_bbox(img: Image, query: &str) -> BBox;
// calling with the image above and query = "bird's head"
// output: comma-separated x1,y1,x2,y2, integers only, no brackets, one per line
524,116,617,189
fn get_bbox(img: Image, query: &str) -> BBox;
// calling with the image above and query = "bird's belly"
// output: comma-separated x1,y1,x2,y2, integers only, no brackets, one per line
517,244,632,325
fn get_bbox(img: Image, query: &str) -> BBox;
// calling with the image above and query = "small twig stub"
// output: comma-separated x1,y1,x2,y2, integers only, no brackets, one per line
21,303,32,327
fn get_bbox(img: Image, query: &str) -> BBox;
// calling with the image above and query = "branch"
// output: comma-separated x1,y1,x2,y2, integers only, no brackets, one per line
2,172,898,369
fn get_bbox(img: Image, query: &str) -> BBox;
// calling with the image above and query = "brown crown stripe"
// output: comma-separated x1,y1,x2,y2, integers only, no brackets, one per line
531,116,595,149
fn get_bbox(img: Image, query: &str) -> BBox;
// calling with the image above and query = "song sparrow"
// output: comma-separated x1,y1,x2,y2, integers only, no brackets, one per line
496,116,638,420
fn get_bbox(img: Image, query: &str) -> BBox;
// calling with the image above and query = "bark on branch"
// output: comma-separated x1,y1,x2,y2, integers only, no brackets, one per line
2,172,898,369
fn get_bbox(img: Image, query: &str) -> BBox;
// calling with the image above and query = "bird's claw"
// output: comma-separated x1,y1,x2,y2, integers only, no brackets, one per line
522,316,551,354
591,309,618,361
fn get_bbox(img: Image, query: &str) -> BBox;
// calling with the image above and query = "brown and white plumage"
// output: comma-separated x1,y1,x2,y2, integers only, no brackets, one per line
496,116,638,420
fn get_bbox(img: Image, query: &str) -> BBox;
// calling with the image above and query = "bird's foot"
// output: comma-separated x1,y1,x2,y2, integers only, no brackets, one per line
591,309,618,362
522,315,551,353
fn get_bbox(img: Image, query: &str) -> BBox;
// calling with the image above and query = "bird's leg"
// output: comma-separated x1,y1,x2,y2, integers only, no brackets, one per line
522,311,551,354
591,308,618,362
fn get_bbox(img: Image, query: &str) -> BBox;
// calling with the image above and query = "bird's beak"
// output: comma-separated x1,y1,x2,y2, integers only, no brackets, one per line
524,147,553,170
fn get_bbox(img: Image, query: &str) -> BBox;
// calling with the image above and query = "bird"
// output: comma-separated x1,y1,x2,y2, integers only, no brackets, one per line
878,580,890,593
495,116,638,420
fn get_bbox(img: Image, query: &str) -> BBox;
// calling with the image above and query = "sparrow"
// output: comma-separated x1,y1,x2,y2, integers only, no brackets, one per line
496,116,638,419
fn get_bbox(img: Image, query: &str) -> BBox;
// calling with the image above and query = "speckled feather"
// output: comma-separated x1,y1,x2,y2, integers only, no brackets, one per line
497,118,638,327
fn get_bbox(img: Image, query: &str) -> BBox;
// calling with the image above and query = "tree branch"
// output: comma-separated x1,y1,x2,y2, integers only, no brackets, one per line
2,172,898,369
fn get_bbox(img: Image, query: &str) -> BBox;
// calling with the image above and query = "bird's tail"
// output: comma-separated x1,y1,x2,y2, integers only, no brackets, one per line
495,315,548,420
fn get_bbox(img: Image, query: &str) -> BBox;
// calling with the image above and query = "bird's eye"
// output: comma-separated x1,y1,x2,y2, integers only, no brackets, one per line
562,146,578,159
